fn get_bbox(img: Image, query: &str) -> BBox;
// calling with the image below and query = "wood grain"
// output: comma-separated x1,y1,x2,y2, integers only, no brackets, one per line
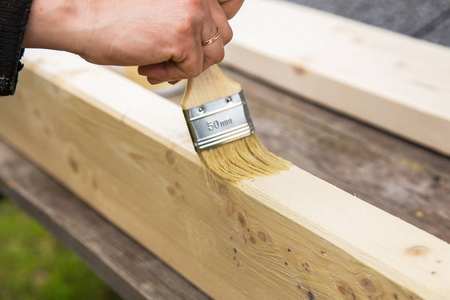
224,0,450,155
0,50,449,299
165,66,450,243
221,67,450,243
0,140,209,300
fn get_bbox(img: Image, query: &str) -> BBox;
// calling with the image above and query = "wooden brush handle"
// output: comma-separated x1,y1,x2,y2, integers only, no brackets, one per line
181,65,242,110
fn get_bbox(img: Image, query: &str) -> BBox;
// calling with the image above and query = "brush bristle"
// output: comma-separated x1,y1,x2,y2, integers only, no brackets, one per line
198,134,291,182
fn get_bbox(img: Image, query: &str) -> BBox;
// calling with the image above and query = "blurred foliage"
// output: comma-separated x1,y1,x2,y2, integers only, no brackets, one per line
0,199,122,300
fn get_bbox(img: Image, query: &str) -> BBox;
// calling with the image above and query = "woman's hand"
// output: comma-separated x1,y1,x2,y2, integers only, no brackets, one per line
219,0,244,19
23,0,244,83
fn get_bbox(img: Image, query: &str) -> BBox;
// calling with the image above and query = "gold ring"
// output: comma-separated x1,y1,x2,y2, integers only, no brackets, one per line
202,29,221,46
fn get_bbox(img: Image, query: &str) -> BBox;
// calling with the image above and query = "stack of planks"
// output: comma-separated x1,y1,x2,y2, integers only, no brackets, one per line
0,0,449,298
0,48,448,299
225,0,450,156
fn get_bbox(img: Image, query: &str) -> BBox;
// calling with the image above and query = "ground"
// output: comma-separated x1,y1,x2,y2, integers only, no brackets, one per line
0,199,122,300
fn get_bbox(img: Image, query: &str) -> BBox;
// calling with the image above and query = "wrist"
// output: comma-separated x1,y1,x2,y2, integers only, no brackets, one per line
22,0,91,55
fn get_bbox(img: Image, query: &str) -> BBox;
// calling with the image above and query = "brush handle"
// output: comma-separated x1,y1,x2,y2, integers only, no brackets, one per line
181,65,242,110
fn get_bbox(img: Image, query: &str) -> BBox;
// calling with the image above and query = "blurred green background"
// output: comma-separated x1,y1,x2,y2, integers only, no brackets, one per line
0,198,122,300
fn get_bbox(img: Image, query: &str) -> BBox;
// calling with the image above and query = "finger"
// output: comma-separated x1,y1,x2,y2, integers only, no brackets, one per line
139,62,178,82
200,16,226,70
139,59,198,82
218,0,245,19
145,76,165,85
171,32,204,78
138,28,204,82
201,32,225,71
209,1,233,45
138,5,229,82
138,17,224,81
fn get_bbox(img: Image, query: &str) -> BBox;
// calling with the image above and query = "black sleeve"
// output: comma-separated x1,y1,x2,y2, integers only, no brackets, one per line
0,0,33,97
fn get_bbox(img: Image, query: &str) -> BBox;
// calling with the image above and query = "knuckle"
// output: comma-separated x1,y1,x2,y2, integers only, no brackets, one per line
180,0,204,22
174,13,202,36
174,21,195,36
170,46,188,62
222,26,233,44
185,0,203,8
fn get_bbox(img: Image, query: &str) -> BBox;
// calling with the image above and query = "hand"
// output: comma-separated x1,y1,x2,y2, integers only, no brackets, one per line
23,0,243,83
218,0,244,19
139,0,244,84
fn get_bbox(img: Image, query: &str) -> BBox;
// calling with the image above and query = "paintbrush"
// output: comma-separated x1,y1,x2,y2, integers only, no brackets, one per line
182,65,291,181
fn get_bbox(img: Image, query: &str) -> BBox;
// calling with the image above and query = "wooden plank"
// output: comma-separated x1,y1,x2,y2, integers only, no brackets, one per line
224,0,450,155
164,66,450,243
0,140,209,300
0,49,449,299
286,0,450,46
6,63,448,300
422,17,450,47
221,67,450,243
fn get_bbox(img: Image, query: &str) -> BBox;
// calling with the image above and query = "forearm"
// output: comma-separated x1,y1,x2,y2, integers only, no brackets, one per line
19,0,243,84
22,0,89,55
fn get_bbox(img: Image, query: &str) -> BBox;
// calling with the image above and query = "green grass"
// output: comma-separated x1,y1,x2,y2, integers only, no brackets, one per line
0,199,122,300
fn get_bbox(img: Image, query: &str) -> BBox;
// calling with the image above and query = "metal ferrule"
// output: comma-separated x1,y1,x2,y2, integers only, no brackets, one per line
183,90,255,152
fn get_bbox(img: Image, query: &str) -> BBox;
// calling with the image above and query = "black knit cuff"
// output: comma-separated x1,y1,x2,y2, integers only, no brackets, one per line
0,0,33,97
